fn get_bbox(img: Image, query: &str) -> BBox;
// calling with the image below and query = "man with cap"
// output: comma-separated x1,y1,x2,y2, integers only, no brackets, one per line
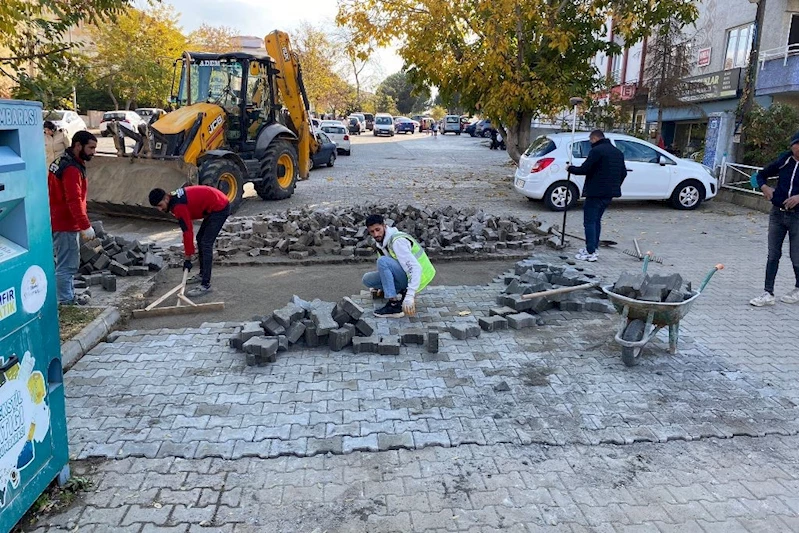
148,185,230,297
362,214,436,318
750,132,799,306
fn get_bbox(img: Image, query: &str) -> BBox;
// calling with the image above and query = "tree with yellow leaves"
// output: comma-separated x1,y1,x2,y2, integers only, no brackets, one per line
187,23,238,53
337,0,697,162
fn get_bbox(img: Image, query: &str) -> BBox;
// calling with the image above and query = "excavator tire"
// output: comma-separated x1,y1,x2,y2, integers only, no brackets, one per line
257,139,298,200
199,158,245,213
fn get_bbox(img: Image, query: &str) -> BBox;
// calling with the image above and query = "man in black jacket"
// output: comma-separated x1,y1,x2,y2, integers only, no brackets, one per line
566,130,627,262
749,132,799,307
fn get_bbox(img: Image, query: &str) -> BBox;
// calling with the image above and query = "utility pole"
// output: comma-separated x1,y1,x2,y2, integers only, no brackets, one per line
737,0,767,157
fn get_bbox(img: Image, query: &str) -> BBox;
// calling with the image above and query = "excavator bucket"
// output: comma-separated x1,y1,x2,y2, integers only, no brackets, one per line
86,156,198,220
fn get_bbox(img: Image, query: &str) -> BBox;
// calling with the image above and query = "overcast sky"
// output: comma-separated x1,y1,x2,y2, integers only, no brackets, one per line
163,0,403,90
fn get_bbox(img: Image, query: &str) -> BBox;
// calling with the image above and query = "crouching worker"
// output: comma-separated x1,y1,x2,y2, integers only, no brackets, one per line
362,214,436,318
148,185,230,297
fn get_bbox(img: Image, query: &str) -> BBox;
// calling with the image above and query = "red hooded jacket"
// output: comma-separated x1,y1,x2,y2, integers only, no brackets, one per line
48,150,91,233
168,185,229,256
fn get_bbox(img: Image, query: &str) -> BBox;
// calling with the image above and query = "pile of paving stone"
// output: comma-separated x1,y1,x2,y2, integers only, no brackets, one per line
611,271,693,302
74,221,165,293
165,204,558,263
494,257,615,314
229,295,443,365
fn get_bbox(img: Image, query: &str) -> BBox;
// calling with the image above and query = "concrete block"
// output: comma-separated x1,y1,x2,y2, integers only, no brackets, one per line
73,279,87,289
310,302,338,335
478,316,508,332
112,251,132,266
559,300,585,312
354,319,374,337
614,271,647,298
585,298,616,314
261,316,286,336
108,261,129,277
128,266,149,276
302,319,321,347
273,303,305,328
93,254,111,270
489,306,517,317
352,336,379,354
265,335,288,352
507,312,535,329
426,331,439,353
329,327,354,352
378,336,401,355
400,328,426,345
240,321,264,343
332,304,351,326
665,290,684,303
339,296,364,320
506,294,536,312
144,251,164,271
242,337,262,355
640,284,667,302
448,323,481,340
288,250,309,259
285,321,306,344
101,274,117,292
527,296,554,314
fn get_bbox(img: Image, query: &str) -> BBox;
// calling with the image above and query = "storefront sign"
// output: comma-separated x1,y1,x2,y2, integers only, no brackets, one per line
698,47,712,67
0,289,16,322
680,68,742,102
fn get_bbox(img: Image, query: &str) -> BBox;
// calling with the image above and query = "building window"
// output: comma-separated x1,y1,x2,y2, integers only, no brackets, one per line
724,23,754,69
789,14,799,48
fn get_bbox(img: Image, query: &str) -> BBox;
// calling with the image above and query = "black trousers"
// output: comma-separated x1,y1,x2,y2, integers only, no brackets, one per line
196,204,231,286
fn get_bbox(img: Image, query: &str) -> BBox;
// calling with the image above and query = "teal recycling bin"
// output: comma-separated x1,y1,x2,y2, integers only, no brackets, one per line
0,99,69,531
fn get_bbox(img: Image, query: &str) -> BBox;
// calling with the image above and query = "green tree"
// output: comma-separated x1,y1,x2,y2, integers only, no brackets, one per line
1,0,130,80
338,0,698,163
187,23,238,53
90,4,187,109
376,72,430,115
743,103,799,167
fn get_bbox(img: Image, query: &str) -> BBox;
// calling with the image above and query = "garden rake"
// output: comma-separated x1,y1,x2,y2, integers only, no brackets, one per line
622,238,664,264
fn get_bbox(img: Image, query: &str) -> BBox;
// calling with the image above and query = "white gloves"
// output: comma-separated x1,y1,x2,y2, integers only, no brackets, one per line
402,295,416,316
80,227,96,241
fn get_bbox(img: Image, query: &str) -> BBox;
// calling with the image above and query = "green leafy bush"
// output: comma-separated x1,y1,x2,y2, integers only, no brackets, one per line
744,103,799,166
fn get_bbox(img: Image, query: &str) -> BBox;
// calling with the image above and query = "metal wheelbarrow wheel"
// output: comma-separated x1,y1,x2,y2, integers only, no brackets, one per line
621,319,646,367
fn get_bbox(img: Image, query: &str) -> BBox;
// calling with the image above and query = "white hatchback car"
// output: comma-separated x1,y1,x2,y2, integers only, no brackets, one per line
513,132,718,211
319,123,351,155
42,110,87,143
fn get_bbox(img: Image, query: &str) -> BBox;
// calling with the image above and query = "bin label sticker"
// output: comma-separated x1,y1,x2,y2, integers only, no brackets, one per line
20,265,47,314
0,288,15,322
0,352,50,508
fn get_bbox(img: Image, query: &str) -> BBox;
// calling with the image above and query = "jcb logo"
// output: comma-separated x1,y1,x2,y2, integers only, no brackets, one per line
208,116,224,135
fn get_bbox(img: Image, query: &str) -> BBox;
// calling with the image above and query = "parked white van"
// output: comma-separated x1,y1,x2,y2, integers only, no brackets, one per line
373,113,395,136
442,115,462,135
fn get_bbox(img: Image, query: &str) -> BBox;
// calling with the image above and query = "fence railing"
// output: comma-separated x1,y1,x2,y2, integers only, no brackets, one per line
759,43,799,68
720,160,763,193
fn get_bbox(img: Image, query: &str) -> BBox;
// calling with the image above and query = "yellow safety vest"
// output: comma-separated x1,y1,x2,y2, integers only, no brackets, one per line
385,231,436,293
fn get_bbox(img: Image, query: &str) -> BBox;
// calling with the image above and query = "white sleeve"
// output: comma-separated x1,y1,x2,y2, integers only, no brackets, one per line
392,238,422,297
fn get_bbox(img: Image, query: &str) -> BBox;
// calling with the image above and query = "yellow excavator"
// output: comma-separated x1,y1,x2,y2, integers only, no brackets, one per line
87,30,318,218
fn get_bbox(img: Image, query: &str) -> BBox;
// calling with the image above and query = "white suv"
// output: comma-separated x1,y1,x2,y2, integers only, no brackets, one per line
513,132,718,211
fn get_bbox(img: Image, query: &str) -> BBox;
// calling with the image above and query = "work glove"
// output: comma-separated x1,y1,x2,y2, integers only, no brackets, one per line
183,259,193,271
80,227,96,241
402,295,416,317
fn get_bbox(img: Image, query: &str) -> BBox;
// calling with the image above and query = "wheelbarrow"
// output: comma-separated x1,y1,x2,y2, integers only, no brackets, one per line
600,260,724,367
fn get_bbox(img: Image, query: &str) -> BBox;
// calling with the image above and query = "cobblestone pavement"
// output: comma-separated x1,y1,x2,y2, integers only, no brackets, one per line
31,135,799,531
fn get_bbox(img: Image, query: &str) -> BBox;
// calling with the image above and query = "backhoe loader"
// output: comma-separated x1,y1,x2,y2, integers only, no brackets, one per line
87,30,318,219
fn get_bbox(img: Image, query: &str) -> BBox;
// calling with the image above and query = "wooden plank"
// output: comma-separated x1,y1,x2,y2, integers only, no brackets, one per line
520,282,598,301
133,301,224,318
144,283,183,310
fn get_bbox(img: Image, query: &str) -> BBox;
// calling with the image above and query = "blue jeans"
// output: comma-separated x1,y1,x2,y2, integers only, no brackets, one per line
53,231,80,304
362,256,408,298
196,205,230,286
765,207,799,294
583,197,612,254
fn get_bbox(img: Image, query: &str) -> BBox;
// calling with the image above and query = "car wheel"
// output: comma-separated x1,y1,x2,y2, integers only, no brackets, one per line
373,131,377,136
345,150,351,156
456,132,461,136
670,179,705,210
327,153,336,167
543,181,579,211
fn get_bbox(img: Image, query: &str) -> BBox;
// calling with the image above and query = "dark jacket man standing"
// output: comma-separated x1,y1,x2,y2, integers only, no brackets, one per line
48,130,98,305
566,130,627,262
149,185,230,297
749,133,799,307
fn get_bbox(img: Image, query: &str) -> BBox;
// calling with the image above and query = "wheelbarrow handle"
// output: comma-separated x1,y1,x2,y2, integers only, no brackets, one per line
699,264,724,293
642,251,653,273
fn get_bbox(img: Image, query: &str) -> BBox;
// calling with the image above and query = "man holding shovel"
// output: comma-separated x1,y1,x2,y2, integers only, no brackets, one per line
565,129,626,262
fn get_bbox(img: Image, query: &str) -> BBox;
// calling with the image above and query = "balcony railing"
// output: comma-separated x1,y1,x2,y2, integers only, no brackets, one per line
759,43,799,68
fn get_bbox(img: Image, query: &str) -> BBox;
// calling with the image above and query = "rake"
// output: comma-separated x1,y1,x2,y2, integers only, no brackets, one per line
622,238,664,264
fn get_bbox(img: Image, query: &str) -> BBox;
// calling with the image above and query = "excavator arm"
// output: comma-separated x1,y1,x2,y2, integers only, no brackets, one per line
264,30,318,179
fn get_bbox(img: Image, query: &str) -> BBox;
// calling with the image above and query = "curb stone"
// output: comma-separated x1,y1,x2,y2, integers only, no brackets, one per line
61,306,122,372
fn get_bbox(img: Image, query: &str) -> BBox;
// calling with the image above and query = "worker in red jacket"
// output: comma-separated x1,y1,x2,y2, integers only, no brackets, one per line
48,130,98,305
148,185,230,297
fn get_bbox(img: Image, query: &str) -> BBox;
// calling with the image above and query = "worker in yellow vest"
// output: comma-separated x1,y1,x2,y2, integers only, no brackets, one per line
362,214,436,318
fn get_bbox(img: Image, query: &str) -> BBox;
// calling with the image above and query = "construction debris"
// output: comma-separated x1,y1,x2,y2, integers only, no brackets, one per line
164,204,558,265
75,220,165,294
612,272,693,303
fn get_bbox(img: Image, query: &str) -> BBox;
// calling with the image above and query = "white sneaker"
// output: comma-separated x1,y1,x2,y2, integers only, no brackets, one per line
780,288,799,304
750,292,776,307
575,250,598,262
